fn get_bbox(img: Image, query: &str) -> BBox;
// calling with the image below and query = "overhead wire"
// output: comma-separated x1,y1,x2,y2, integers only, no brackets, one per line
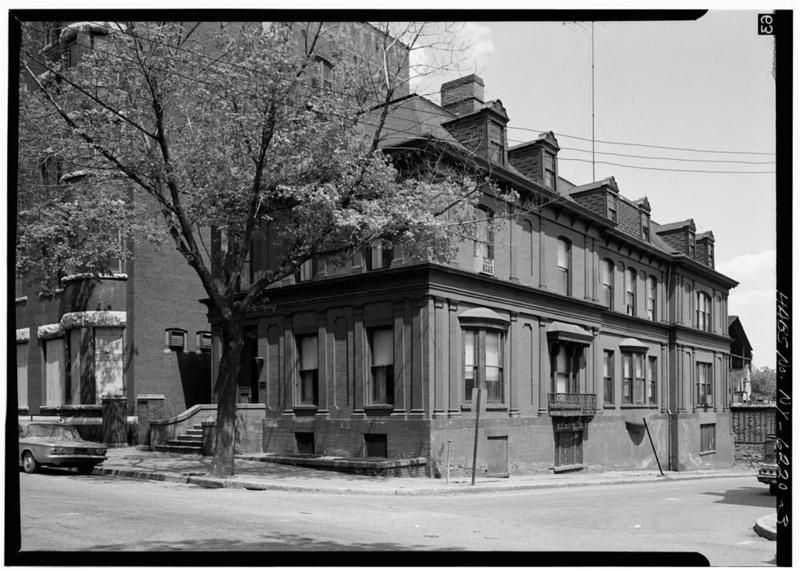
16,19,776,177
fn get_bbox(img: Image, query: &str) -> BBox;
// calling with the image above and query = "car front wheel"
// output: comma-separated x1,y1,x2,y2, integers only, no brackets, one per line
22,452,39,474
77,465,95,475
769,483,778,495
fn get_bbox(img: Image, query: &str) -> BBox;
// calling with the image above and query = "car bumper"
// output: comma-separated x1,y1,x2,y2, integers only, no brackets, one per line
40,454,106,467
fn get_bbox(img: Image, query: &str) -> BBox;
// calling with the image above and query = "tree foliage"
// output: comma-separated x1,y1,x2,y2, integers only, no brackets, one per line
750,366,776,400
16,20,481,475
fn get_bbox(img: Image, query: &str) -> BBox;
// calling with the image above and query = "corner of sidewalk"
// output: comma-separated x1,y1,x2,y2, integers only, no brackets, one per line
753,514,777,541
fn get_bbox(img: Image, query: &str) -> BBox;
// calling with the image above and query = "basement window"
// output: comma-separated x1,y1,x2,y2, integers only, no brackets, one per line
165,328,188,351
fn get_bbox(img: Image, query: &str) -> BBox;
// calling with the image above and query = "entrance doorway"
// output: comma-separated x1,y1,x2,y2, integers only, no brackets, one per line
553,420,585,470
238,328,260,403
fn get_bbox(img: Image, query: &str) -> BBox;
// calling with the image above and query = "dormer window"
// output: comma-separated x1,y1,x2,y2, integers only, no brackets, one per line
607,195,618,223
688,233,696,258
708,243,714,267
543,151,556,189
641,213,650,241
488,121,505,165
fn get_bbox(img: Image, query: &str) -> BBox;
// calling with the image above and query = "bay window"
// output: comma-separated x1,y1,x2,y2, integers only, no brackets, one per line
463,328,504,404
622,351,645,404
551,342,582,395
647,356,657,404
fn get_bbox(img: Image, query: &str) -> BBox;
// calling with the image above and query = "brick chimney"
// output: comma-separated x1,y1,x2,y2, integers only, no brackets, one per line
440,75,509,166
440,74,485,116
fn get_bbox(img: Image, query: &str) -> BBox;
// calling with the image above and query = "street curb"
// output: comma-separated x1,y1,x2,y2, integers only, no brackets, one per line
93,465,751,495
754,514,777,541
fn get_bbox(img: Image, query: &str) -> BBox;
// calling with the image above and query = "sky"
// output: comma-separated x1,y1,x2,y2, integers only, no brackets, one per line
414,11,777,368
0,8,780,370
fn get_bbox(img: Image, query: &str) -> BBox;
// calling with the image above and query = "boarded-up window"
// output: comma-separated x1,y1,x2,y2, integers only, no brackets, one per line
44,338,66,407
69,329,83,404
701,423,716,453
95,328,124,402
17,343,28,409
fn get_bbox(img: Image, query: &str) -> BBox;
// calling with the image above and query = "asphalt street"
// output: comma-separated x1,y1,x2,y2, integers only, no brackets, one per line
16,471,775,565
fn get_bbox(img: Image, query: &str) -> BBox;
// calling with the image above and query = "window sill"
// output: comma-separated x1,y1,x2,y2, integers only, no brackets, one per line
603,403,615,409
364,404,394,414
620,404,658,409
293,405,319,414
460,404,508,412
699,450,716,456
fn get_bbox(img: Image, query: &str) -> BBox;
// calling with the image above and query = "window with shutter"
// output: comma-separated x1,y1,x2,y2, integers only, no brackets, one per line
368,328,394,405
297,335,319,405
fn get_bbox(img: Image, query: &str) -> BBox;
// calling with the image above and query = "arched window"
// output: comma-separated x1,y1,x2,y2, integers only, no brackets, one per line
557,238,571,296
696,292,712,332
625,268,637,316
601,259,614,309
647,276,657,321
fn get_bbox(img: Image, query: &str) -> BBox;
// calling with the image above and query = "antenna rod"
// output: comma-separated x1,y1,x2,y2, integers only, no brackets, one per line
592,20,597,182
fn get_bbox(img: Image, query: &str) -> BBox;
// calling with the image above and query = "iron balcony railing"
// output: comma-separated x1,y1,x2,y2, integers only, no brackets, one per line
547,393,597,417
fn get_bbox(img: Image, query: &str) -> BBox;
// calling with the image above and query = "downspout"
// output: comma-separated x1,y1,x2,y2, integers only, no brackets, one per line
666,263,677,471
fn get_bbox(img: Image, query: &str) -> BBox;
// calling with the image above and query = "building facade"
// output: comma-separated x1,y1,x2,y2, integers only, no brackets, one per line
15,21,212,421
213,73,739,475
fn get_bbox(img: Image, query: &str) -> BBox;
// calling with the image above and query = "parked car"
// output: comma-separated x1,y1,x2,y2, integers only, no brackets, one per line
757,433,778,495
18,422,107,475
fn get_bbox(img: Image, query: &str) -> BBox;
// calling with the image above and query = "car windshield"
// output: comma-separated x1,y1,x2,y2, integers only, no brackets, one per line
25,424,83,440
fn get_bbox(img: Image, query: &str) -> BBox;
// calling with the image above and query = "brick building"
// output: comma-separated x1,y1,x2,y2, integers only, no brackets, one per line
212,72,741,475
15,20,413,432
15,21,212,423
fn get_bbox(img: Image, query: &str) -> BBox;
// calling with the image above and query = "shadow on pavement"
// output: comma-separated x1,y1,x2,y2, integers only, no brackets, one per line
703,486,774,508
86,532,454,552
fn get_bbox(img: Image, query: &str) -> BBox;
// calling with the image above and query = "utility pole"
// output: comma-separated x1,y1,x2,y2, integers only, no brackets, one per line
591,20,596,181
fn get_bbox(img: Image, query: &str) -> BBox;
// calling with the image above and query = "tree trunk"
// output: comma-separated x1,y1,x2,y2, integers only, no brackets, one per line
210,319,245,477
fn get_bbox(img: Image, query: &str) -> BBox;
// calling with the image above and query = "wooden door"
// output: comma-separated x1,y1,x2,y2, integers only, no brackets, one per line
486,436,509,477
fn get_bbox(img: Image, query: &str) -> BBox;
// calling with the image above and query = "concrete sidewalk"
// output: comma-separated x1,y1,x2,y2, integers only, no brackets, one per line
93,447,753,496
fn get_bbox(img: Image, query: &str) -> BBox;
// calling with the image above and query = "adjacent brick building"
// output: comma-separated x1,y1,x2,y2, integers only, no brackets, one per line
213,72,741,476
15,21,212,422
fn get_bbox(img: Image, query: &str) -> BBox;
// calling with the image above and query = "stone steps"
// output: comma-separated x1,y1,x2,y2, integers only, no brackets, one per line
154,424,205,455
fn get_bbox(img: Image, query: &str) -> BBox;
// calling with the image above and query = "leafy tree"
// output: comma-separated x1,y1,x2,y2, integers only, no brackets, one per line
750,366,776,400
15,20,483,476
